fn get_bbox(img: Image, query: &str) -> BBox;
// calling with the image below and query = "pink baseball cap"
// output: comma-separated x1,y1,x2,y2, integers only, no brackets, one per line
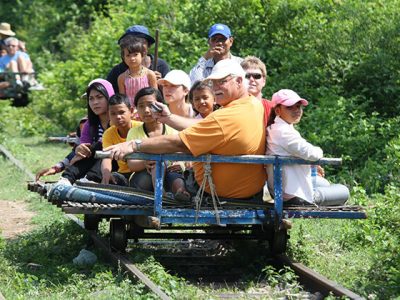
271,89,308,107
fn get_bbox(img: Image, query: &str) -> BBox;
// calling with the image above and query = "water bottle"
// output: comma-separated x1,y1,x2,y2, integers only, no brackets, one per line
311,165,317,191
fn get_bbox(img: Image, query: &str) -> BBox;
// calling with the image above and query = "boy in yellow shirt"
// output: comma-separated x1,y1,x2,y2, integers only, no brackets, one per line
101,93,141,185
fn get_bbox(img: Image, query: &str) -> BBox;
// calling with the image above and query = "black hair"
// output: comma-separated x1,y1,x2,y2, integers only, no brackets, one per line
266,105,278,127
134,87,164,107
86,82,110,142
108,93,131,108
188,80,219,115
120,36,146,61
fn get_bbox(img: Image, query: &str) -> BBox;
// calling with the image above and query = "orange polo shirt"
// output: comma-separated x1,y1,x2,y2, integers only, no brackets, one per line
179,95,266,198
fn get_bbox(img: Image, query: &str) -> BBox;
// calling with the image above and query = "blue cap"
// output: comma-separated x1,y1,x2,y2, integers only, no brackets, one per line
208,23,232,39
118,25,155,45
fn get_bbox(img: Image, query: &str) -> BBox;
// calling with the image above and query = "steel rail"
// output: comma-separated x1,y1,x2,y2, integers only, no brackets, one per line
65,214,171,300
0,144,35,181
3,144,364,299
277,254,364,299
0,144,171,300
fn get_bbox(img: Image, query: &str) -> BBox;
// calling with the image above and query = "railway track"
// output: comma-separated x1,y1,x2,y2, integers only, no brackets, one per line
2,143,365,299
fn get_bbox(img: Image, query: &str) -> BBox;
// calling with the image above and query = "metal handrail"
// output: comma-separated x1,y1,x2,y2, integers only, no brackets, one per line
95,151,342,226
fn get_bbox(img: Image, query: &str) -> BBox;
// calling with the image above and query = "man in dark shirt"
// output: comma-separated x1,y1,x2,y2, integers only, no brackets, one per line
106,25,170,93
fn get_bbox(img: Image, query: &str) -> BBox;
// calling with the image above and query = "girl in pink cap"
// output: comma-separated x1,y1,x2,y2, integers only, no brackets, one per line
265,89,349,206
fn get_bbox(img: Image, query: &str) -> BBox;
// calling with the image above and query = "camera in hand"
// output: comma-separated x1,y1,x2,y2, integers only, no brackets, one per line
150,102,163,113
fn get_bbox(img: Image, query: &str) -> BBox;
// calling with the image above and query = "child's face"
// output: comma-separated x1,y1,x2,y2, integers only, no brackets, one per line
136,94,157,123
123,49,143,68
162,83,188,104
109,103,132,129
88,89,108,116
192,88,215,117
276,102,303,124
0,49,6,57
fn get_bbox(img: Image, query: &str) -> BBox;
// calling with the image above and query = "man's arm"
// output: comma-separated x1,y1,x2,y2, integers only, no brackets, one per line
104,134,190,161
152,103,201,130
161,114,200,131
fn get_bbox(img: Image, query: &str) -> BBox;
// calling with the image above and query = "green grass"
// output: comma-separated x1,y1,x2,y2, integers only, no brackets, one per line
0,141,197,299
0,134,398,299
2,136,68,179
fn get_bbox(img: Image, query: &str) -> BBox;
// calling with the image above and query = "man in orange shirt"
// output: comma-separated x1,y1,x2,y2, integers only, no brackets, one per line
105,59,266,199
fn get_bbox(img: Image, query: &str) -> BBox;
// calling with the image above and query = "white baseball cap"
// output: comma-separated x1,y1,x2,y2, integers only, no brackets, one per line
158,70,191,90
206,59,246,80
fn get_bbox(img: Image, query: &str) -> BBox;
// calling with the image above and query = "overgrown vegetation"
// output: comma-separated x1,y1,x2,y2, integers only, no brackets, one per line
0,0,399,298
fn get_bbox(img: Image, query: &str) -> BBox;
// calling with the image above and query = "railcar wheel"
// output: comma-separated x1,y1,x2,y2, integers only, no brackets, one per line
110,219,127,252
12,93,29,107
271,229,288,254
84,214,100,231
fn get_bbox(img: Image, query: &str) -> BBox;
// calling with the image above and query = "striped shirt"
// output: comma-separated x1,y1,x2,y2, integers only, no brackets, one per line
189,54,243,84
124,71,150,108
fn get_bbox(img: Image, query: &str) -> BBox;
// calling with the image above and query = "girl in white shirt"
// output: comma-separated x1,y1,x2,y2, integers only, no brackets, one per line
266,89,349,206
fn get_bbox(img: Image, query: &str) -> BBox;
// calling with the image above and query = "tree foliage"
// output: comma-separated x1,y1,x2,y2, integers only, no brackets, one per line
1,0,400,297
1,0,399,192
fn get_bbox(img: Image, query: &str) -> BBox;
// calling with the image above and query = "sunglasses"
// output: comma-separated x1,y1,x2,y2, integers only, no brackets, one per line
245,73,263,80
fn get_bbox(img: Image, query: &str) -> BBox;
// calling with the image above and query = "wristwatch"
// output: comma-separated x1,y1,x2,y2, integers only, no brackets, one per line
134,139,142,152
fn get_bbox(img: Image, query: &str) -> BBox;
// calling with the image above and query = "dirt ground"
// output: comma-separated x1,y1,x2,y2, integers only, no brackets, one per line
0,201,36,239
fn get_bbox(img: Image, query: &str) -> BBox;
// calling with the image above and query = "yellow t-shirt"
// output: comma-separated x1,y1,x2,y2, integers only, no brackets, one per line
127,123,185,172
179,95,266,198
102,120,142,173
127,123,177,141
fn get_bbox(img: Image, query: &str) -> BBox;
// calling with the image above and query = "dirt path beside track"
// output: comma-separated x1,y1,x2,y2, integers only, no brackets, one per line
0,200,36,239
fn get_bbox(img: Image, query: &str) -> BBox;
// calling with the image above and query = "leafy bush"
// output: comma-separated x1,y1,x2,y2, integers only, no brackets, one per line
1,1,400,298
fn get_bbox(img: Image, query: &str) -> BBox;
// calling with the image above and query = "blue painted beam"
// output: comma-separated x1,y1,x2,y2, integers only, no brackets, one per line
124,153,342,166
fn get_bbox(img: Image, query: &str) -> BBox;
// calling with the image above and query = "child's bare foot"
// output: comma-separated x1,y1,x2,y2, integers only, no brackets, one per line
174,188,191,202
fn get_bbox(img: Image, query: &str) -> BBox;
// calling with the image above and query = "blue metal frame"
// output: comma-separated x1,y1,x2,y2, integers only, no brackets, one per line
121,153,365,226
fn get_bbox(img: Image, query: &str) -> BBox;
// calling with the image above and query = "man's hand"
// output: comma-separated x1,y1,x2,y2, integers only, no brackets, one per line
151,102,171,123
154,71,162,80
204,45,224,60
75,143,92,158
104,141,135,161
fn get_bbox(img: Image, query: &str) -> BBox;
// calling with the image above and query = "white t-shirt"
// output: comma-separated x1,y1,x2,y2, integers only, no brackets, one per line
266,116,323,203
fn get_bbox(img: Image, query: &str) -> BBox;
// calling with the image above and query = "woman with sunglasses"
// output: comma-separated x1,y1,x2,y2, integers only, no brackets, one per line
241,56,273,126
